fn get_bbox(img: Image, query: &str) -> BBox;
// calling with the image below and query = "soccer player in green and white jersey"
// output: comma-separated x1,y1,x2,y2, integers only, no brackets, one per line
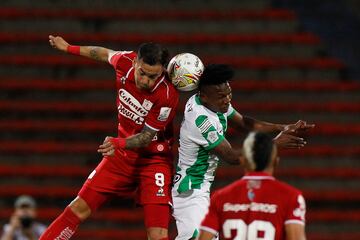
171,64,314,240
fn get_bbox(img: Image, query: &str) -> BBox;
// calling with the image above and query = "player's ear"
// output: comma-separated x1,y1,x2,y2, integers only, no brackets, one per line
239,156,245,166
199,91,208,104
132,58,138,68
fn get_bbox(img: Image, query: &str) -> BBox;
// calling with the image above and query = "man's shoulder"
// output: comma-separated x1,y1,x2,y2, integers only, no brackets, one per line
185,95,207,117
111,51,136,69
116,51,136,60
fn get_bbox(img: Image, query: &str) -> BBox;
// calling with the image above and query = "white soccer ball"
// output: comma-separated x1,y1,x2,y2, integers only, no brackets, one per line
167,53,204,91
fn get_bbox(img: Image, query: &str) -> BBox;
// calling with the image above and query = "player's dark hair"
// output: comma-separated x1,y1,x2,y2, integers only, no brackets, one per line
137,42,169,67
198,64,234,91
244,132,274,171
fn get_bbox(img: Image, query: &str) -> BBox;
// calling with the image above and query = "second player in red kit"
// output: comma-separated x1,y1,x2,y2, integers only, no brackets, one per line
40,36,179,240
199,132,306,240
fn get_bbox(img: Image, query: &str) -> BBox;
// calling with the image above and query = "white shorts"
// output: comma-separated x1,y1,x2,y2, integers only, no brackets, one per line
172,189,210,240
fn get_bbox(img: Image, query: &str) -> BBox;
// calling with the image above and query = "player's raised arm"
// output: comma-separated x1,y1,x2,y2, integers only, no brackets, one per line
230,112,315,134
229,112,314,149
48,35,113,62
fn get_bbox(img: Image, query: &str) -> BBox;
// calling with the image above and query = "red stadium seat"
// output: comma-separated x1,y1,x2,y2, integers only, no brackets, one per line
0,32,320,45
0,8,296,20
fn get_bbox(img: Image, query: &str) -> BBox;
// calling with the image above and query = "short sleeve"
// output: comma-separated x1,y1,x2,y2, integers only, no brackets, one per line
108,50,134,68
285,194,306,225
200,192,221,236
144,85,179,131
193,115,224,150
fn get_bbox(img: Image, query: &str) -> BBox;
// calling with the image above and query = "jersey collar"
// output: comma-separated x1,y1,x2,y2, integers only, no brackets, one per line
242,172,275,181
195,94,202,105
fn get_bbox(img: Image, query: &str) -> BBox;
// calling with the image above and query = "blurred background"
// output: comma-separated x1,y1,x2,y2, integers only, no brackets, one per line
0,0,359,239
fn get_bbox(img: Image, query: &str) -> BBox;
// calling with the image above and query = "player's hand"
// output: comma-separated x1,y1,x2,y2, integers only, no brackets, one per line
49,35,69,52
8,214,21,230
273,131,306,149
97,136,117,156
283,120,315,136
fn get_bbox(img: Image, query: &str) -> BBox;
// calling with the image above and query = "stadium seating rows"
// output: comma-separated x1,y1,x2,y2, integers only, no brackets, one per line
0,32,320,44
0,8,296,20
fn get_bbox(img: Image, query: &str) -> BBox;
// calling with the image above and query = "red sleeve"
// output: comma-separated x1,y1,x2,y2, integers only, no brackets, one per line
108,51,135,70
145,83,179,131
200,191,221,236
284,193,306,225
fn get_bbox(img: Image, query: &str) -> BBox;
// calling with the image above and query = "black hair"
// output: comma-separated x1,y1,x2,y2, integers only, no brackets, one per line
137,42,169,67
244,132,274,171
198,64,234,91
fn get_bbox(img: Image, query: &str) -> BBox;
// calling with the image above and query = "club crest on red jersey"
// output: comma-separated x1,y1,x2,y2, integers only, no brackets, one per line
142,99,153,111
158,107,172,121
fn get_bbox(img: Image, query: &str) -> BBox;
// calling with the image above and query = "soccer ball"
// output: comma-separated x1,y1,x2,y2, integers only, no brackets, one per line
167,53,204,91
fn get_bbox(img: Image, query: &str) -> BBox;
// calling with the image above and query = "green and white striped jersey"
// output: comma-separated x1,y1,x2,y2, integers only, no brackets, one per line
173,94,236,195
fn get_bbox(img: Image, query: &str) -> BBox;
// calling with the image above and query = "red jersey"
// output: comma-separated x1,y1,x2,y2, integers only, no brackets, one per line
200,172,306,240
108,51,179,162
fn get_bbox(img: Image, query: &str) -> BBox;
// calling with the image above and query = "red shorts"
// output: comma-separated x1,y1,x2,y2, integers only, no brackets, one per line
81,151,173,206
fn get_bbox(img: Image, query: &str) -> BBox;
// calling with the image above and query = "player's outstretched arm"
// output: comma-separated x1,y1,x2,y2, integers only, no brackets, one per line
229,111,284,133
229,112,314,134
48,35,112,62
285,223,306,240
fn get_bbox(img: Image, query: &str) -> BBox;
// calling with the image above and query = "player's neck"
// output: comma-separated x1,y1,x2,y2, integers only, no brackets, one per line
199,98,218,113
263,168,274,176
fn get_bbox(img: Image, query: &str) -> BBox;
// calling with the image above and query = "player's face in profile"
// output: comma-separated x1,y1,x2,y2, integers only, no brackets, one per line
133,58,163,91
203,82,232,113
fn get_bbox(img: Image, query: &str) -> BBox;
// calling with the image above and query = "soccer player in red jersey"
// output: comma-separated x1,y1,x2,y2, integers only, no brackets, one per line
40,35,179,240
199,132,306,240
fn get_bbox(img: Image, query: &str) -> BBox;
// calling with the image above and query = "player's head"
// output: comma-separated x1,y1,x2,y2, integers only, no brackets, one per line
133,42,169,90
243,132,279,173
198,64,234,113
